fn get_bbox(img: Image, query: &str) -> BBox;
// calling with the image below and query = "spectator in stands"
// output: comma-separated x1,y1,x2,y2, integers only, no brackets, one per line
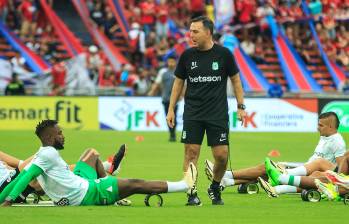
339,76,349,93
156,37,169,65
5,73,25,95
236,0,256,24
103,8,119,39
256,1,275,31
241,35,256,57
308,0,322,19
323,8,336,40
128,22,146,67
87,45,103,84
133,67,150,96
90,1,104,28
252,35,267,64
336,49,349,67
10,51,30,75
190,0,205,18
18,0,38,38
155,0,169,41
139,0,156,35
49,57,66,96
268,77,284,98
98,64,116,87
0,0,8,22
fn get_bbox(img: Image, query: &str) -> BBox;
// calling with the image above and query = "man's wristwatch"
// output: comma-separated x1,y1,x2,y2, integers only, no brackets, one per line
237,104,246,110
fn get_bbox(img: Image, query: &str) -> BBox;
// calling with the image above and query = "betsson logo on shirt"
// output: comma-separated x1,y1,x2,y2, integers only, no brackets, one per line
188,75,222,83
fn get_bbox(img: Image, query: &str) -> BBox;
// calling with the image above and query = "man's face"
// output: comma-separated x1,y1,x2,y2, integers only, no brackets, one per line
52,125,65,150
317,118,332,136
167,58,176,69
189,21,211,49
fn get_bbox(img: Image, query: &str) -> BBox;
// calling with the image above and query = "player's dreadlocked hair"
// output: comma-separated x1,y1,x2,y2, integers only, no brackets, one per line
35,120,58,138
319,112,340,129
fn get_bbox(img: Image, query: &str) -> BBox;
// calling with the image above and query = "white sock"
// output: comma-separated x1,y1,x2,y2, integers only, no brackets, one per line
18,160,24,167
221,178,235,187
223,170,234,179
286,166,307,176
103,161,111,172
278,174,301,187
167,180,188,192
275,185,297,194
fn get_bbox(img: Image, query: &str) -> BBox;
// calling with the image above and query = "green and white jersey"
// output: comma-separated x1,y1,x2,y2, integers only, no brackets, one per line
308,133,346,164
32,146,89,206
0,161,11,186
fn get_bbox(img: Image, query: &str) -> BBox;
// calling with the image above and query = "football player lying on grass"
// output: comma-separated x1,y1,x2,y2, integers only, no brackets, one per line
1,120,197,206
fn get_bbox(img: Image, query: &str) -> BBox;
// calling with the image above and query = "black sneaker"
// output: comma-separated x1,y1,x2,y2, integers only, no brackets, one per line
208,186,224,205
169,136,176,142
108,144,127,175
186,193,202,206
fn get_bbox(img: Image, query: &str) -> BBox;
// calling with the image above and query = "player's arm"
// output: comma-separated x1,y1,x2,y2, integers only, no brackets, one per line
167,77,185,128
148,69,164,96
230,74,246,124
148,82,160,96
336,156,344,166
1,164,43,206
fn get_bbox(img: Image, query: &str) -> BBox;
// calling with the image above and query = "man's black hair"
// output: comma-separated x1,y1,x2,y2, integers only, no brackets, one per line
167,55,177,60
190,16,214,35
319,112,340,129
35,120,58,138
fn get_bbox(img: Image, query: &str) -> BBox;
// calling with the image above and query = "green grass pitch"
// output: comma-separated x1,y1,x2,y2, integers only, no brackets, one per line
0,131,349,223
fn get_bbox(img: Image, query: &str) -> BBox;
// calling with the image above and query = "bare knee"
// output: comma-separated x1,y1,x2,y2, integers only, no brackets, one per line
316,159,333,171
309,170,324,178
214,152,228,165
88,148,100,157
185,145,200,162
81,148,99,163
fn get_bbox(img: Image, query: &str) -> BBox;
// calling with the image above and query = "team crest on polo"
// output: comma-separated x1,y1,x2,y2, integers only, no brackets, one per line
212,62,219,70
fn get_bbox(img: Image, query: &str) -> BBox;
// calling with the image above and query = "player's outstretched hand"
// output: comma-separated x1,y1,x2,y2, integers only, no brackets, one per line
166,110,175,128
237,109,246,126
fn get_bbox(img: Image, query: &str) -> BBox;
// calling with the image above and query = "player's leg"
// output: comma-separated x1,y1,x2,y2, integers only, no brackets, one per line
181,120,204,206
206,120,230,205
300,158,336,175
266,158,328,189
337,152,349,174
118,162,197,200
205,159,267,187
74,148,105,179
80,163,198,206
231,164,266,182
163,102,177,142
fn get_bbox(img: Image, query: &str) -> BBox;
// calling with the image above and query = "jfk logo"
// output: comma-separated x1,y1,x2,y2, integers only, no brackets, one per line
212,62,218,70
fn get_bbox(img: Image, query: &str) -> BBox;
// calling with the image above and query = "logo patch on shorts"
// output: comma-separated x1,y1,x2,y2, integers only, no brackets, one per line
55,198,70,206
219,133,227,142
182,131,187,139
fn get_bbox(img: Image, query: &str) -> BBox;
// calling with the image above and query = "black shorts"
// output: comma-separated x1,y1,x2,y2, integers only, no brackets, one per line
181,120,229,146
0,168,20,192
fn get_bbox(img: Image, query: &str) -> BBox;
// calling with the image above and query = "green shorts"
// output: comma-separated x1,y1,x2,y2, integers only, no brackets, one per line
73,161,120,205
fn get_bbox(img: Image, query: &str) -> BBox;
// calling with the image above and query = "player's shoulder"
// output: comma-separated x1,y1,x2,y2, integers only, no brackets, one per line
37,146,58,159
181,47,197,57
214,44,232,55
